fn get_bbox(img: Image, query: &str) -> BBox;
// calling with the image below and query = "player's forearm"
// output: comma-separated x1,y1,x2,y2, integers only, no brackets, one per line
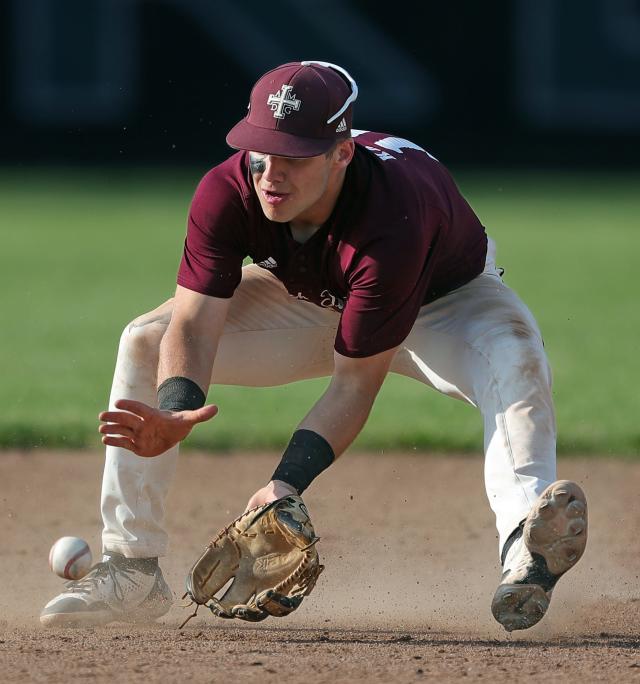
297,377,379,458
269,347,396,494
157,321,218,394
268,375,383,495
156,285,230,403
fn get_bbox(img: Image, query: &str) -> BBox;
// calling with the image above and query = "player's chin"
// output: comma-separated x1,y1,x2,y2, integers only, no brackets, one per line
259,203,294,223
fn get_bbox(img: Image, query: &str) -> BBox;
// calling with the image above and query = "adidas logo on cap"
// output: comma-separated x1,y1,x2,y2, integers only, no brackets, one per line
335,117,348,133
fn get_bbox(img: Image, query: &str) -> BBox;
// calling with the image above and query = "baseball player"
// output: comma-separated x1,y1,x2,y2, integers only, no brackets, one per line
41,61,587,631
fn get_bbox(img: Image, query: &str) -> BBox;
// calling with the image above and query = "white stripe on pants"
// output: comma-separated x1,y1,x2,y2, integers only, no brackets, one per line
101,241,556,558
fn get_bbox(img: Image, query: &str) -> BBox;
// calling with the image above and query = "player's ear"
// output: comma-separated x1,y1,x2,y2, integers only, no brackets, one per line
334,140,354,167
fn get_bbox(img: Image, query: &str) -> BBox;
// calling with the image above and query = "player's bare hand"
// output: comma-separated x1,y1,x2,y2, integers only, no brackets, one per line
244,480,298,512
98,398,218,457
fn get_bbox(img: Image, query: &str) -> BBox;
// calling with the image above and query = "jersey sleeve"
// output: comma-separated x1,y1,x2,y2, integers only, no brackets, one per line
334,220,440,358
176,164,248,298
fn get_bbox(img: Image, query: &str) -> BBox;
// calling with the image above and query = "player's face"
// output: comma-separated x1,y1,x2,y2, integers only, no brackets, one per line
249,141,354,227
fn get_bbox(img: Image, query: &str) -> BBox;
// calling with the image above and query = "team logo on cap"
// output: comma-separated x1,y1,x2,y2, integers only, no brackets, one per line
267,84,301,119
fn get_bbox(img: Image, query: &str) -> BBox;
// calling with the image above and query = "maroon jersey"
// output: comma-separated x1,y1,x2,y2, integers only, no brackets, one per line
177,131,487,357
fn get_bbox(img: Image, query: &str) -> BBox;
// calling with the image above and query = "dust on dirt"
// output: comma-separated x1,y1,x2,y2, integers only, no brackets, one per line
1,450,639,682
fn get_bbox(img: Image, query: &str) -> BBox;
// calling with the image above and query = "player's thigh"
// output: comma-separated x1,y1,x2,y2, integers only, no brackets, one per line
212,265,339,386
391,274,552,406
118,266,339,387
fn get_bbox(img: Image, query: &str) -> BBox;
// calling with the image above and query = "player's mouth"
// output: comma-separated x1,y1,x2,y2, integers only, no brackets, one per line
261,189,290,206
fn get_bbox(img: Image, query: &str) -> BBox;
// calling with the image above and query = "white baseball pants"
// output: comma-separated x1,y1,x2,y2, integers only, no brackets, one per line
101,239,556,558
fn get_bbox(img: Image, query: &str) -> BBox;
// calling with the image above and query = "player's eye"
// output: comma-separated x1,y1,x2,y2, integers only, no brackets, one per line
249,153,266,174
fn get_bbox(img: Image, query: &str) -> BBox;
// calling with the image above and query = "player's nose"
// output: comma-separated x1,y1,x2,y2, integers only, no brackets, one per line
262,155,287,182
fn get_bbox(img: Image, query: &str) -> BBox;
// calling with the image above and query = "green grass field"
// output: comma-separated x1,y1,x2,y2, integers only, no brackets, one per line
2,167,638,454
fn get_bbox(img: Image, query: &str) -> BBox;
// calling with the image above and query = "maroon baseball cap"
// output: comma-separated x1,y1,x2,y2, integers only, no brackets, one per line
226,61,358,158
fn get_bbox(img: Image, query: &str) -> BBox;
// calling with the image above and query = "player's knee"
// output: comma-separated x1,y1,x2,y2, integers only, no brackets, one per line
120,307,171,362
509,351,555,421
476,340,553,412
517,346,552,385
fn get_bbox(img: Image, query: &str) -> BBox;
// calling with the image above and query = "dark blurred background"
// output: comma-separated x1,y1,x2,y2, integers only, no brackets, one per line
2,0,639,167
2,0,639,454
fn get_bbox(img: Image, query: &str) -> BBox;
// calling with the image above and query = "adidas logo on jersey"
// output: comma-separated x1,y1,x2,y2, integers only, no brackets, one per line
335,117,348,133
257,256,278,269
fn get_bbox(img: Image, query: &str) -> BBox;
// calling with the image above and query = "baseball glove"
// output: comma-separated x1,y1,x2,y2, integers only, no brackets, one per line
182,495,323,623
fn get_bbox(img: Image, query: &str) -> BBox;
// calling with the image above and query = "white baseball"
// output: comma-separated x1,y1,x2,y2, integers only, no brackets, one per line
49,537,92,580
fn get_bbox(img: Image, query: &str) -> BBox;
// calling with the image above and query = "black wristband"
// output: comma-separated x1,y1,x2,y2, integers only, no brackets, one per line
271,429,335,494
157,376,206,412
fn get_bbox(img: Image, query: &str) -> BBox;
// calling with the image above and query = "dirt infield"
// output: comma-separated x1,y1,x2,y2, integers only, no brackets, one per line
1,450,639,682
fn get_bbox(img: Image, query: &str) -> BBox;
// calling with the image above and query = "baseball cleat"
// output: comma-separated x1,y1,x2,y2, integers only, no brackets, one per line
40,552,172,627
491,480,587,632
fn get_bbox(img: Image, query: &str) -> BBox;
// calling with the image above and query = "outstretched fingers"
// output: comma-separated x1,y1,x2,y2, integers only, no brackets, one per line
98,422,135,439
101,435,137,452
97,399,219,458
113,398,158,419
98,410,143,431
